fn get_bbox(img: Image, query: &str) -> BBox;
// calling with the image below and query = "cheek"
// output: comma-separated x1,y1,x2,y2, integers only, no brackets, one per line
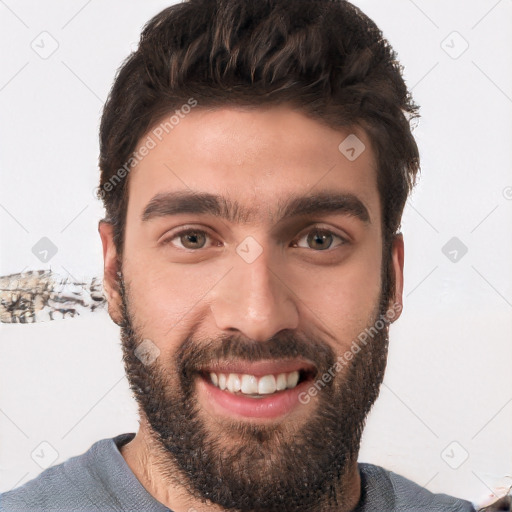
289,247,382,344
123,260,229,342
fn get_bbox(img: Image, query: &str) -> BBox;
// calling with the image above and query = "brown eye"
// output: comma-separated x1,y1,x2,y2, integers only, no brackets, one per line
163,229,211,250
293,228,347,251
307,230,334,250
180,231,207,249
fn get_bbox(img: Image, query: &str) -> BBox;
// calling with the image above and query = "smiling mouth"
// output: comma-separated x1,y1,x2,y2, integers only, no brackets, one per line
198,362,317,399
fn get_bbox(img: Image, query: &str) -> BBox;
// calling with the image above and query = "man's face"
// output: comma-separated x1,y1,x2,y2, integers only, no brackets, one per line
100,105,404,511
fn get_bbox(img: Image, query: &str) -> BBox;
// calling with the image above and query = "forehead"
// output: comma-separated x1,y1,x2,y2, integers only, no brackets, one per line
125,105,380,226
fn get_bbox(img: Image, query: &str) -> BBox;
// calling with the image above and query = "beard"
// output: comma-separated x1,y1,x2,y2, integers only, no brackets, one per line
117,267,393,512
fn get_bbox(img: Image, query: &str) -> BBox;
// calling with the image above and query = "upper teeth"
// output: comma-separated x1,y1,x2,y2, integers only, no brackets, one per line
210,370,300,395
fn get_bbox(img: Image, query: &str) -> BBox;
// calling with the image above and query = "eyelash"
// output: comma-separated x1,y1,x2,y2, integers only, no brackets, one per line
161,226,349,251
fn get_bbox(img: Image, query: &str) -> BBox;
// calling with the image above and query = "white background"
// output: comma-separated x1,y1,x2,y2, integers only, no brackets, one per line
1,0,511,506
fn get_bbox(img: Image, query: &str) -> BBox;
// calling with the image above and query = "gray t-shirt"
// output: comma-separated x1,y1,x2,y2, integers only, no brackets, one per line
0,432,477,512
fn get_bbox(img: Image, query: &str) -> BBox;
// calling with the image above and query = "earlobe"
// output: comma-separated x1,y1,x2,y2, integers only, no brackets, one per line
388,233,404,323
98,220,124,325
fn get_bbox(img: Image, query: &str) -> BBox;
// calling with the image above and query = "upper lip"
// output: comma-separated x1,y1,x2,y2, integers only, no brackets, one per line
200,359,317,377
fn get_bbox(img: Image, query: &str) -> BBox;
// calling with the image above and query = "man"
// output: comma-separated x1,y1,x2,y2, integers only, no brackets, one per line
0,0,477,510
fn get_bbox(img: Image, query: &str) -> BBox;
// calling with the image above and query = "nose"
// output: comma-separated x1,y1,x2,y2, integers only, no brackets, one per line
210,250,299,342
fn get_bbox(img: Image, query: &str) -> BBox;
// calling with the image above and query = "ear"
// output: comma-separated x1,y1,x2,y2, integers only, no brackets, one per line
98,220,124,326
388,233,404,323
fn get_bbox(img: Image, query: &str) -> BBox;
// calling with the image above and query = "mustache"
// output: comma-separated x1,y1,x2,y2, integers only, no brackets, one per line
119,277,336,385
176,329,336,380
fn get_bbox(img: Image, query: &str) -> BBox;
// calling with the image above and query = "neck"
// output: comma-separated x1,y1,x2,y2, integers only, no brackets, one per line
120,423,362,512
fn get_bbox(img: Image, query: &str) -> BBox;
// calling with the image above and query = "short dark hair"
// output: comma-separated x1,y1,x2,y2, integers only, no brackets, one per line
98,0,420,271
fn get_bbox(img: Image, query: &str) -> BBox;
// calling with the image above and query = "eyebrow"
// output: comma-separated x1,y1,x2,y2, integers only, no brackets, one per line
141,190,371,225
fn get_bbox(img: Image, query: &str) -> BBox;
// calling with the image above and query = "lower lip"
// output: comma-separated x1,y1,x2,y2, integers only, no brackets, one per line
197,374,313,419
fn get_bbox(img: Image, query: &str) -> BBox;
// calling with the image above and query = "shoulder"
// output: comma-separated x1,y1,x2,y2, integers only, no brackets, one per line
1,456,97,511
358,462,477,512
0,435,133,512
